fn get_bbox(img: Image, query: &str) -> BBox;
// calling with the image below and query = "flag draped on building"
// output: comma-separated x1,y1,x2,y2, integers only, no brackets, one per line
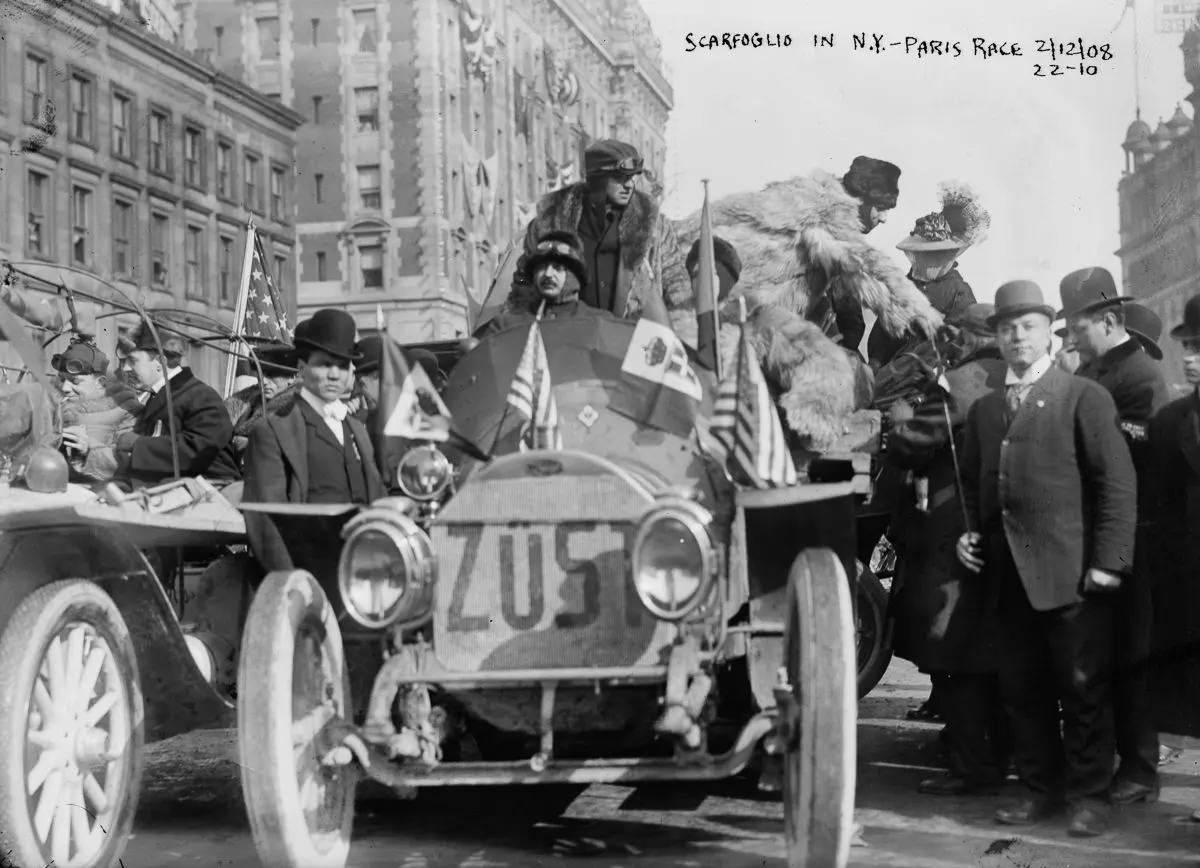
504,321,562,451
695,180,721,377
706,324,797,488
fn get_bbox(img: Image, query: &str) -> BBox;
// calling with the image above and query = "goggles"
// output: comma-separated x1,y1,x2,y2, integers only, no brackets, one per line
51,354,97,376
590,156,643,176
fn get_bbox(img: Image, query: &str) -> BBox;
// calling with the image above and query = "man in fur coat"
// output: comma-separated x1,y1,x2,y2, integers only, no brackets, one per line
504,140,692,331
674,159,941,451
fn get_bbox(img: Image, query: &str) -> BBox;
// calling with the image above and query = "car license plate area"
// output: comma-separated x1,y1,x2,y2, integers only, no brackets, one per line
432,522,673,671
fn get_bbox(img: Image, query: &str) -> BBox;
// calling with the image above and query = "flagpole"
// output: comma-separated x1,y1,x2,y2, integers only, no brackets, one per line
698,179,722,380
223,217,257,398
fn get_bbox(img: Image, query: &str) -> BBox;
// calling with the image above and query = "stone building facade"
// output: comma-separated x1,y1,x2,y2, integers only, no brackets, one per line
0,0,303,387
1117,21,1200,391
186,0,673,342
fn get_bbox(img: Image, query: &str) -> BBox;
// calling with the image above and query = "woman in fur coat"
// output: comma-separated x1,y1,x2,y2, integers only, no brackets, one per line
674,162,942,451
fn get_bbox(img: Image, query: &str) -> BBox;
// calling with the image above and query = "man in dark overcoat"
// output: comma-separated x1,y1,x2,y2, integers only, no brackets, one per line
242,308,385,576
1061,267,1170,804
957,280,1136,837
886,304,1009,794
1146,294,1200,763
114,326,240,488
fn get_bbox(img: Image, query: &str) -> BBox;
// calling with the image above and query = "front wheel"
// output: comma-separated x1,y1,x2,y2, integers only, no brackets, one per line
856,563,893,698
0,579,144,868
237,570,355,868
783,548,856,868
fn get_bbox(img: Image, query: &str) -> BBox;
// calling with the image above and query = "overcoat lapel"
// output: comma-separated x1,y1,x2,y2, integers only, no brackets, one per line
1006,367,1063,438
273,405,309,500
1181,395,1200,477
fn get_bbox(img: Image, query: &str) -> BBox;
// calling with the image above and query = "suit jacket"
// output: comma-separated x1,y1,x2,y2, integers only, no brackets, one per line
243,395,386,572
119,368,240,485
1077,338,1169,485
961,364,1137,611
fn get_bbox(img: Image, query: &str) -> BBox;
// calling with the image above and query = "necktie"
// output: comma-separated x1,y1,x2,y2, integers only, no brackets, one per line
323,401,348,422
1005,384,1022,420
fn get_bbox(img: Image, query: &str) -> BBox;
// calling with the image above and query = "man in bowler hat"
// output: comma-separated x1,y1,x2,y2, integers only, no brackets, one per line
1061,266,1170,804
242,308,386,574
1146,294,1200,783
957,280,1136,836
114,325,240,488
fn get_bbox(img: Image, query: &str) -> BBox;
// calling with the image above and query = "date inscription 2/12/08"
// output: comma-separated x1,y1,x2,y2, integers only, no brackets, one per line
443,522,643,634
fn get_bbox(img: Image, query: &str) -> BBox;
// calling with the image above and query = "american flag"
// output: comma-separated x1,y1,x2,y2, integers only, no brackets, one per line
706,324,797,488
239,230,292,342
506,321,562,450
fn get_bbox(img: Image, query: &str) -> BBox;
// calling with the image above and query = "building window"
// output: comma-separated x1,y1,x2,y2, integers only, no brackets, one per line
219,235,234,304
314,173,324,203
352,9,379,54
26,170,48,256
184,126,204,188
112,90,132,159
316,250,326,281
112,198,134,278
149,109,170,175
257,17,280,60
357,164,380,210
71,185,92,266
25,53,49,127
217,140,233,199
312,95,322,123
215,25,224,55
69,73,93,143
185,225,204,298
270,165,286,220
273,254,286,290
354,87,379,132
244,153,261,211
359,243,383,289
150,212,169,287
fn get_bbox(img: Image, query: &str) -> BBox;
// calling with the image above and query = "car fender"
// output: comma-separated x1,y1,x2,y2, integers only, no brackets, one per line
0,524,234,742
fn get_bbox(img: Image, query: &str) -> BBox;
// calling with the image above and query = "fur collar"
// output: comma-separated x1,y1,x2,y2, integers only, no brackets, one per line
534,183,659,269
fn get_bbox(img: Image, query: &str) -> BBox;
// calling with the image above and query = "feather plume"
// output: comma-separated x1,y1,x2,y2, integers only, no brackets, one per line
937,181,991,246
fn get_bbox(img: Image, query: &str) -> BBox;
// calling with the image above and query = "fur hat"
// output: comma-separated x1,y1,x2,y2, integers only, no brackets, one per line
685,236,742,282
842,156,901,210
294,308,361,361
524,230,589,289
897,182,991,253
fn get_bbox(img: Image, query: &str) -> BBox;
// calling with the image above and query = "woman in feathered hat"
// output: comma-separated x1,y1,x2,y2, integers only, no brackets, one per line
868,182,990,370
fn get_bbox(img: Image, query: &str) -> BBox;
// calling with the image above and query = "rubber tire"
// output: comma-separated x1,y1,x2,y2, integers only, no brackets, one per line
783,548,856,868
237,570,355,868
0,579,144,868
855,563,893,699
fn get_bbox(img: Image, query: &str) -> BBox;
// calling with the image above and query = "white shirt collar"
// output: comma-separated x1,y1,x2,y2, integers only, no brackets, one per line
149,366,183,394
300,387,348,421
1005,353,1053,387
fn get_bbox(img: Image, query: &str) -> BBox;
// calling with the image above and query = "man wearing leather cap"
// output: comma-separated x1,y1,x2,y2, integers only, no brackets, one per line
114,325,240,487
480,230,615,337
505,139,690,330
1060,266,1169,805
53,337,143,482
243,308,385,573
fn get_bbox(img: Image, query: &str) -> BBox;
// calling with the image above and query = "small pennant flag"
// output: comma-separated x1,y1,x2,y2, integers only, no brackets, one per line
506,321,562,451
378,338,453,473
241,230,292,342
610,319,703,436
706,324,797,488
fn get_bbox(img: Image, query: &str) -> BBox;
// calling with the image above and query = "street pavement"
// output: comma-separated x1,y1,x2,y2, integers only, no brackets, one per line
123,658,1200,867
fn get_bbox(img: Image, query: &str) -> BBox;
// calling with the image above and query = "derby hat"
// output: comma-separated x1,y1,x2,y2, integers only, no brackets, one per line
685,235,743,282
294,308,361,361
897,182,990,253
948,303,996,336
1058,266,1129,319
584,139,644,178
1169,293,1200,341
1123,303,1164,360
524,230,589,289
842,156,901,210
987,280,1057,328
127,321,187,359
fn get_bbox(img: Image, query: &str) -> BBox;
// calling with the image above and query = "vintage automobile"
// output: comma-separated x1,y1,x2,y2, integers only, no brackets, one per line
235,315,863,868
